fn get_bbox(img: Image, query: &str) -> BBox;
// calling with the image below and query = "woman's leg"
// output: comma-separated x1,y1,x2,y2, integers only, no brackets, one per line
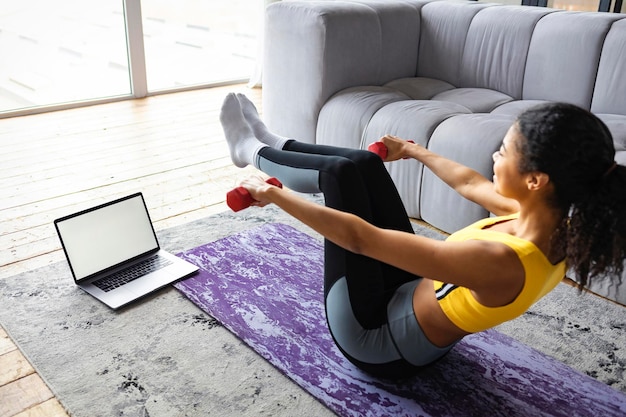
221,94,425,376
257,142,421,316
257,145,428,378
222,91,416,316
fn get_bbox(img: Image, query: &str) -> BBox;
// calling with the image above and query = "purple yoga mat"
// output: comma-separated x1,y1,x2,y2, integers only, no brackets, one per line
174,223,626,417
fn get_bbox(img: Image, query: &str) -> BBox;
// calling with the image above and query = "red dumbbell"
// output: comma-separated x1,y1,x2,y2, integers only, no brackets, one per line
367,142,388,159
367,140,414,159
226,177,283,212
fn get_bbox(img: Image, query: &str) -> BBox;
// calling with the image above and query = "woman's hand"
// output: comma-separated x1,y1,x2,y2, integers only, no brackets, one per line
238,175,279,207
379,134,417,161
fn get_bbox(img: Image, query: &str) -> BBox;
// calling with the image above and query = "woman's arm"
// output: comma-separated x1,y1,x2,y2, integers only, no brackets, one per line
241,176,524,293
379,135,519,216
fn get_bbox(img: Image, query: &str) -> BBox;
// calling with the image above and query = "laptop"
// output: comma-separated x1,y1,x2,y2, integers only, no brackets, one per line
54,192,199,310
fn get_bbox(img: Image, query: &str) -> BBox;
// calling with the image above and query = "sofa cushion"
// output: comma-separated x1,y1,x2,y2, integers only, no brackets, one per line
385,78,513,123
420,114,516,233
431,88,513,113
592,19,626,116
317,86,409,149
384,77,454,100
459,6,554,99
361,100,472,217
491,100,548,117
523,11,623,108
362,100,472,145
417,1,493,86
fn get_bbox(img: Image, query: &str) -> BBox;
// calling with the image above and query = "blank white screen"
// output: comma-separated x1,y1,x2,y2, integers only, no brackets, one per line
56,195,158,280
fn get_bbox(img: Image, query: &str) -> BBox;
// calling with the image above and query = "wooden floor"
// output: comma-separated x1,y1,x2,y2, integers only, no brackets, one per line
0,85,261,417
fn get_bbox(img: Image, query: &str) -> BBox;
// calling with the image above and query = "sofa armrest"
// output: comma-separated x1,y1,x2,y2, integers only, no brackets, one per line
263,0,425,143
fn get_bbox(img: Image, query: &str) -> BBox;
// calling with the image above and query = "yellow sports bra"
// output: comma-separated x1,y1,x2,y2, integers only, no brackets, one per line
432,213,566,333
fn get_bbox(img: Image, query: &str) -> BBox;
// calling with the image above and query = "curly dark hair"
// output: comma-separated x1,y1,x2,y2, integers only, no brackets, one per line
516,102,626,290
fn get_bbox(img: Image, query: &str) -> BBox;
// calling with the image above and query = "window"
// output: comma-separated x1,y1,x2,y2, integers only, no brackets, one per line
0,0,130,114
0,0,260,116
141,0,260,91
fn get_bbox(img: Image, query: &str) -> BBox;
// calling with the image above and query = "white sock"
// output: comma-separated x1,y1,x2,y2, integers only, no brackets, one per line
219,93,267,168
237,93,290,149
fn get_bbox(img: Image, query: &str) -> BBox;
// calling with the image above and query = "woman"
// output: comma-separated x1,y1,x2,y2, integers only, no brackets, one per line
220,93,625,378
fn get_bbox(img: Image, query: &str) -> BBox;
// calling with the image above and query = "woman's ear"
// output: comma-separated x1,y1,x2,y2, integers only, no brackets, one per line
526,171,550,191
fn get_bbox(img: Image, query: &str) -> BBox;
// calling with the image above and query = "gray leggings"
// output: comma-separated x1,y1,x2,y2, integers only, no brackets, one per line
257,141,454,378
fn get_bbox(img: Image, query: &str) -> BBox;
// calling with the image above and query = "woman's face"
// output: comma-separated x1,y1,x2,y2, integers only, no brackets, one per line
492,124,527,199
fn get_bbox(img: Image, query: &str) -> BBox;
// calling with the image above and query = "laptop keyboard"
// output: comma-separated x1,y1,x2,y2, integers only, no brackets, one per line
93,254,172,292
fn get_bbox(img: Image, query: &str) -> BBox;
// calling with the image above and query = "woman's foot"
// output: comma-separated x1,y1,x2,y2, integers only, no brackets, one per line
237,93,290,149
219,93,266,168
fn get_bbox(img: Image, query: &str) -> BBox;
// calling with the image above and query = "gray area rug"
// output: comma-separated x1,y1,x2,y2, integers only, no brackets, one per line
1,194,625,416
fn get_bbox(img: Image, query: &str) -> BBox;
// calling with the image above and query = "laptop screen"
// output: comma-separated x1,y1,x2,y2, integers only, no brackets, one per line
54,193,159,281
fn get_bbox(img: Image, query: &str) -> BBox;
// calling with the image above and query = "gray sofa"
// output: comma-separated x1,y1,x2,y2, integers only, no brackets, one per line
262,0,626,304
